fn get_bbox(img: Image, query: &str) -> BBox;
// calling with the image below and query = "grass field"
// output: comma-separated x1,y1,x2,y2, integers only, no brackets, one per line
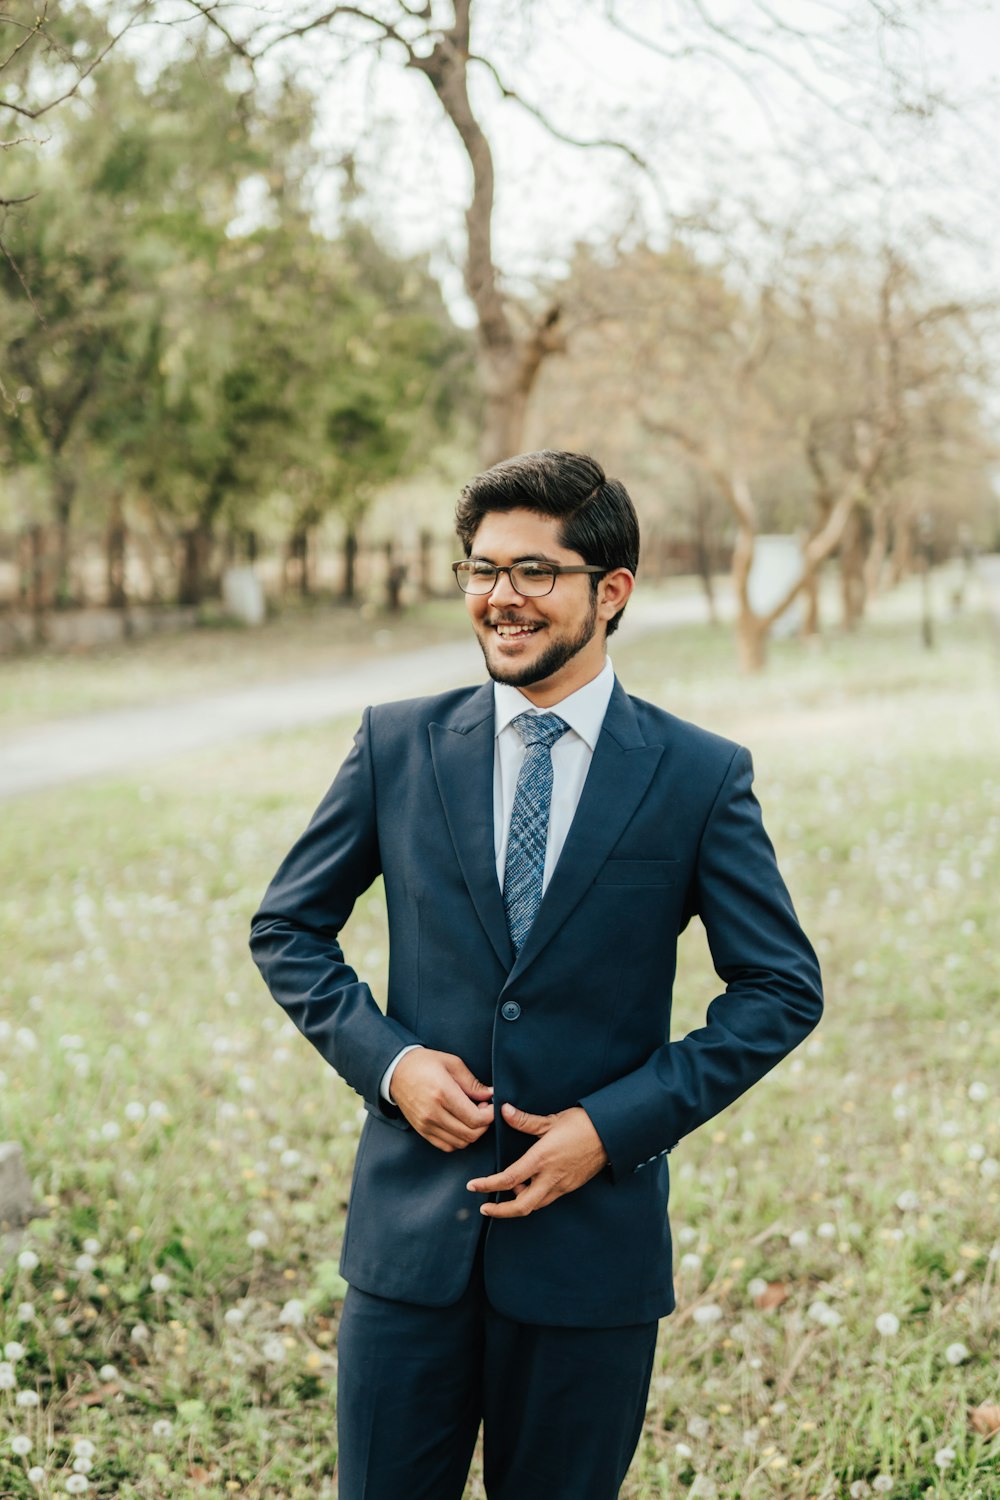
1,582,998,1499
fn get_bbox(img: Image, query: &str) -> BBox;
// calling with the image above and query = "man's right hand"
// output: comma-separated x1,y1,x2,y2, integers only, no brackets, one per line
389,1049,494,1152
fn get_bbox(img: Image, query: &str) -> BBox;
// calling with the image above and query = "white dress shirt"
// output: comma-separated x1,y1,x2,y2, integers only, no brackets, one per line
380,658,617,1102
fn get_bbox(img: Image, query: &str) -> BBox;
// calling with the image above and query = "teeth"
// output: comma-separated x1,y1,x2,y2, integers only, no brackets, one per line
495,624,537,638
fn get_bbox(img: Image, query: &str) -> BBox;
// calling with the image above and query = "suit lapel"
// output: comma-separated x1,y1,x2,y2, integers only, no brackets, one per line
504,680,663,985
429,686,514,972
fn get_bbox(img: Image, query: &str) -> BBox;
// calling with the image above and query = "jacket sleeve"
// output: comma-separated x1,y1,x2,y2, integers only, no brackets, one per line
578,745,823,1182
248,707,421,1114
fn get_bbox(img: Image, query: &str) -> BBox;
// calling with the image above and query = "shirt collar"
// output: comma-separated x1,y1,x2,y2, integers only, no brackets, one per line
493,657,615,752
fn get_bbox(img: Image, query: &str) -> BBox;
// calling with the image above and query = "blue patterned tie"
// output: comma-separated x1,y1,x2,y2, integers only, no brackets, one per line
503,711,569,953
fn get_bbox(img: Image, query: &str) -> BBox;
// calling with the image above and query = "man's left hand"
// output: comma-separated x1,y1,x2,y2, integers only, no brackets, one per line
465,1102,609,1218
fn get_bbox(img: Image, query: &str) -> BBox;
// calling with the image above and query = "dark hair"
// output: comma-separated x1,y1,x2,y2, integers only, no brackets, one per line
454,450,640,635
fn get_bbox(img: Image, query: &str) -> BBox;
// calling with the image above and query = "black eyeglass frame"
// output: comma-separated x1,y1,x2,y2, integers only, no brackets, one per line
451,561,608,597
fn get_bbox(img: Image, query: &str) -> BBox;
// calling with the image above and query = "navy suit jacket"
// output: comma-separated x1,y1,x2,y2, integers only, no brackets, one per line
249,678,822,1327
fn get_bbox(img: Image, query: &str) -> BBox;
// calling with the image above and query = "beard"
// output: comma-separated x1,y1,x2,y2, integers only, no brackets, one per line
476,593,598,689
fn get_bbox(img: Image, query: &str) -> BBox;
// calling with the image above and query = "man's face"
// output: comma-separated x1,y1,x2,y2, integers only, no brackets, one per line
464,508,607,703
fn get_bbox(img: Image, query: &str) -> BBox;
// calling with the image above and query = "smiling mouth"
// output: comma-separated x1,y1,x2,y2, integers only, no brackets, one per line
490,621,543,642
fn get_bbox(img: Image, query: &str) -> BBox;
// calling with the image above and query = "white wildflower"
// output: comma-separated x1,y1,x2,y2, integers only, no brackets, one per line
816,1222,836,1239
17,1250,39,1272
100,1121,121,1142
246,1230,268,1251
945,1342,970,1365
75,1255,96,1275
747,1277,768,1299
28,1467,46,1486
65,1472,89,1493
11,1435,32,1456
4,1342,26,1361
686,1414,710,1439
98,1365,117,1381
278,1299,306,1328
674,1441,693,1459
872,1476,893,1493
262,1335,287,1364
895,1190,919,1212
150,1273,171,1294
16,1390,39,1407
788,1229,810,1248
0,1362,18,1389
124,1101,146,1122
17,1303,35,1323
933,1446,955,1471
875,1313,900,1336
224,1308,245,1327
151,1419,173,1438
968,1081,988,1103
692,1303,722,1326
82,1238,101,1256
679,1253,702,1273
71,1440,95,1461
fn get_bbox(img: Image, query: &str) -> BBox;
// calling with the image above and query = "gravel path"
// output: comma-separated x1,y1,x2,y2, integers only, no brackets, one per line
0,593,711,800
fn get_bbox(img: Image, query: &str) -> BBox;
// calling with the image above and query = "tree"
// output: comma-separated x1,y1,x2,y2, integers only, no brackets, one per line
167,0,955,467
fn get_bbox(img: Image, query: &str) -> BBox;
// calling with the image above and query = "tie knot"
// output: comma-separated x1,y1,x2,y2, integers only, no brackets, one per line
511,711,568,751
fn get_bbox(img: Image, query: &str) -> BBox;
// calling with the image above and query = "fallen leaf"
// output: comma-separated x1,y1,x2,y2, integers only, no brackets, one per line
969,1403,1000,1437
755,1281,790,1310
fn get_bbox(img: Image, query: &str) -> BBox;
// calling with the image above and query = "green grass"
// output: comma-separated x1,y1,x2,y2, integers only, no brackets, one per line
1,585,999,1498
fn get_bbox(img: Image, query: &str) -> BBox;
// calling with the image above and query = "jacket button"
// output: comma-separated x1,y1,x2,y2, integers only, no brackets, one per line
500,1001,521,1021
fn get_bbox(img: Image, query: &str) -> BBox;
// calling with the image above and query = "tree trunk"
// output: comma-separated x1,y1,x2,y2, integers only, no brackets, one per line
106,494,127,610
418,530,435,599
177,524,212,606
801,571,820,637
51,468,76,609
384,539,406,613
342,527,358,603
839,505,868,630
285,528,311,597
864,502,890,599
736,608,768,672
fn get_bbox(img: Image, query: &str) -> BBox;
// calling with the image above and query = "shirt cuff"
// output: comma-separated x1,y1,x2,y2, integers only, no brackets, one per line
379,1044,423,1104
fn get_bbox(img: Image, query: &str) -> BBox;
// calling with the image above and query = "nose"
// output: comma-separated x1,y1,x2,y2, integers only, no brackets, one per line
487,568,527,607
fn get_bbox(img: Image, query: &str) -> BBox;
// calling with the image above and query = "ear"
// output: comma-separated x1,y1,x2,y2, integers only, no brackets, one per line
597,568,635,623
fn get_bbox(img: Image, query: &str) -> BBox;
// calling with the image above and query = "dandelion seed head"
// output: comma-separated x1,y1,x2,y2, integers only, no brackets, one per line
98,1365,117,1381
674,1441,693,1459
692,1303,722,1326
151,1419,173,1438
150,1273,171,1294
679,1253,702,1273
11,1435,32,1456
224,1307,245,1326
0,1362,17,1389
872,1476,894,1493
65,1470,90,1492
246,1230,268,1251
686,1414,710,1439
75,1254,96,1275
17,1303,35,1323
27,1466,46,1486
278,1299,306,1327
73,1457,93,1474
4,1342,26,1361
16,1390,39,1407
944,1342,970,1365
933,1446,955,1471
262,1335,286,1363
895,1190,919,1212
875,1312,900,1336
71,1440,95,1461
968,1081,988,1103
17,1250,39,1272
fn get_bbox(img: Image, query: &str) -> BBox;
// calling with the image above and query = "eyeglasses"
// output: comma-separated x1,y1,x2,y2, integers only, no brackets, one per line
452,561,607,597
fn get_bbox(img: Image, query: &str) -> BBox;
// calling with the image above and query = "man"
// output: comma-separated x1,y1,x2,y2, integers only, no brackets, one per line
249,450,823,1500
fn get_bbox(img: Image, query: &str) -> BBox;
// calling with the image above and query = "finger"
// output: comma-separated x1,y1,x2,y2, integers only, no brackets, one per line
479,1180,552,1219
445,1056,494,1101
466,1148,540,1195
501,1102,552,1135
441,1078,495,1132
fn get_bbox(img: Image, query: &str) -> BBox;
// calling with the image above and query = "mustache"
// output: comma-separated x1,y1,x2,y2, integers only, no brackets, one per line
486,614,544,626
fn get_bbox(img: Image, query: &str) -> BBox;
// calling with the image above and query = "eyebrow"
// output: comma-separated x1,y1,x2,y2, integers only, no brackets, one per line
468,552,560,565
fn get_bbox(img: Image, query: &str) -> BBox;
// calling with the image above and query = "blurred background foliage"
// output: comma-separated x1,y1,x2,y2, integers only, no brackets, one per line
0,0,997,669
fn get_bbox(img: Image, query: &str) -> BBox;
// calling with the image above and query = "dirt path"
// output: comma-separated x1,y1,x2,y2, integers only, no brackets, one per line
0,593,712,800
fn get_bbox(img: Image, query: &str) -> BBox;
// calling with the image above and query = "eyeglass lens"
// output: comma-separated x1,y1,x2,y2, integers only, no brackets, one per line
456,563,555,595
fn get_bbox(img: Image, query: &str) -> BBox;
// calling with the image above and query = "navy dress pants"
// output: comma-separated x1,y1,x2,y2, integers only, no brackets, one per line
336,1233,659,1500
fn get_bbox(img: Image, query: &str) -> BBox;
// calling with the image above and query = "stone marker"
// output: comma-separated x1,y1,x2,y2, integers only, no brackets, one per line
222,566,266,627
0,1141,43,1261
